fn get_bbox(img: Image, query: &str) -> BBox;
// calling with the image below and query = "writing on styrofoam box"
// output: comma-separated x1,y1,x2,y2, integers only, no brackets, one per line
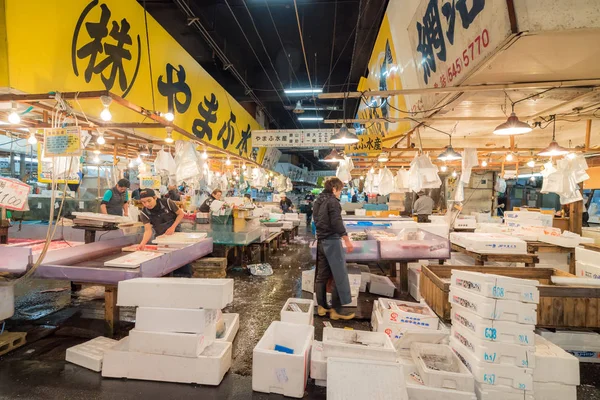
450,287,537,325
576,260,600,279
451,270,539,304
376,298,439,330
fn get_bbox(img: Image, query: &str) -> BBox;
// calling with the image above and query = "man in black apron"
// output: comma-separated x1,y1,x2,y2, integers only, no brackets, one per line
137,189,191,277
100,179,130,216
279,193,293,214
313,177,355,320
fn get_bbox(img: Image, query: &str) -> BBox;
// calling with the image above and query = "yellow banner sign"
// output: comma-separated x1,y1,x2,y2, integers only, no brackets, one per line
344,134,385,154
3,0,259,158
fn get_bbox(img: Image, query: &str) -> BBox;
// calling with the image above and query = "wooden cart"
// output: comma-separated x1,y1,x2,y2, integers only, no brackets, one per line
420,265,600,329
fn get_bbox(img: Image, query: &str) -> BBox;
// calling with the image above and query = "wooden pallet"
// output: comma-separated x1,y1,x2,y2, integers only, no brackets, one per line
0,332,27,356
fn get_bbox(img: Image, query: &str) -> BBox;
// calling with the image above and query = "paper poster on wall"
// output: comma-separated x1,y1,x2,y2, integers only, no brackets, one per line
139,175,161,189
43,126,83,157
0,177,31,211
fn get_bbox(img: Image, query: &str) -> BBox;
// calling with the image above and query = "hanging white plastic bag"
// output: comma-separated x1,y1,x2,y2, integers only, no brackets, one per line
174,140,202,183
378,168,395,196
494,176,507,193
336,157,352,183
286,177,293,192
395,169,409,193
454,179,465,202
154,148,176,176
461,148,478,184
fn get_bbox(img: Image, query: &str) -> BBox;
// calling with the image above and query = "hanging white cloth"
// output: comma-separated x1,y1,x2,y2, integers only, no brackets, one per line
378,167,395,196
461,148,479,184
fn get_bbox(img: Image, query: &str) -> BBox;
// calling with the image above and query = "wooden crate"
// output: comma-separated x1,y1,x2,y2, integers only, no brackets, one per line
192,257,227,279
0,332,26,356
420,265,600,328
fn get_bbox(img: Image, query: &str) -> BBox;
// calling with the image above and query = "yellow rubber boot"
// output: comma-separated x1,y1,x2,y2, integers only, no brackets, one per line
317,306,330,317
330,309,355,321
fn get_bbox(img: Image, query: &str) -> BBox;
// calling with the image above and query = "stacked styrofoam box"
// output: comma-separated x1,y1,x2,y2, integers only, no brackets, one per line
253,321,314,398
453,216,477,230
407,261,429,302
281,298,314,325
503,211,554,228
448,271,539,398
575,246,600,279
284,213,299,221
102,278,234,385
538,329,600,364
533,334,579,400
450,232,527,255
418,222,450,239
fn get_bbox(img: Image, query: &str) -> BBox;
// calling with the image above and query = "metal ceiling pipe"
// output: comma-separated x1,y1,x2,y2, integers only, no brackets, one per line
171,0,278,128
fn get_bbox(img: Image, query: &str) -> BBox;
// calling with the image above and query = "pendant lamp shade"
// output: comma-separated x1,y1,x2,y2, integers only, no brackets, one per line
323,148,342,162
538,115,569,157
493,112,533,135
329,124,359,145
437,144,462,161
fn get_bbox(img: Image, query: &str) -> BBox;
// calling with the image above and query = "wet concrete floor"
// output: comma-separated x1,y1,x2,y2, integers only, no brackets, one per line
1,229,600,399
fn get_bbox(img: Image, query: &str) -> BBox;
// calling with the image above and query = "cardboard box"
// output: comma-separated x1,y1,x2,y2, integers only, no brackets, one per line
102,338,232,385
252,321,314,398
117,278,234,310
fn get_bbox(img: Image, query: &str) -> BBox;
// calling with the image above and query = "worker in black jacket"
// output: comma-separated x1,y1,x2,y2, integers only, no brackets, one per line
312,177,355,320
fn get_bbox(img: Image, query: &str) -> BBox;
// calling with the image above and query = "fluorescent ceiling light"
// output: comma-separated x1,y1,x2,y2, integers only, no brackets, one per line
298,116,324,121
493,112,532,136
284,88,323,95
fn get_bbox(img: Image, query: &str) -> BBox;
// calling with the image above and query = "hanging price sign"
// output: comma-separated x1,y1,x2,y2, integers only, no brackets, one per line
0,178,30,211
43,126,82,157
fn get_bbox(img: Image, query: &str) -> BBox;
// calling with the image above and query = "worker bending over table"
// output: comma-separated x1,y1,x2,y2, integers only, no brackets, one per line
413,190,434,223
136,189,191,277
313,177,355,320
100,179,130,216
199,189,222,212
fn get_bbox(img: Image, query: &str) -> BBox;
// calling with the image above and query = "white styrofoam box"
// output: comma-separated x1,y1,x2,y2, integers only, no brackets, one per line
282,221,294,230
102,338,232,385
315,379,327,387
450,337,533,390
475,382,533,400
410,343,474,392
354,208,366,216
327,357,408,400
135,307,218,335
284,213,299,221
538,233,593,248
322,327,396,362
533,382,577,400
454,218,477,230
539,329,600,363
376,298,439,330
302,268,315,293
451,305,535,346
371,301,449,348
66,337,118,372
0,285,14,321
450,270,539,304
449,287,537,325
534,334,579,385
269,213,283,221
268,226,282,234
536,252,569,267
576,245,600,266
418,222,450,239
217,313,239,343
369,274,396,297
117,278,234,309
409,282,422,302
310,340,326,381
129,329,210,358
576,260,600,279
503,211,554,227
397,349,418,375
281,298,314,326
446,252,477,266
451,324,535,368
356,264,371,292
449,232,527,255
408,263,421,286
405,371,478,400
252,321,314,398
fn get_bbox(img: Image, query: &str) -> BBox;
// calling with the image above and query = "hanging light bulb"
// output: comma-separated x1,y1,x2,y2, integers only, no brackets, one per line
481,160,488,167
8,101,20,124
567,152,577,160
437,144,462,161
136,154,142,164
440,165,448,172
359,175,365,180
369,167,375,174
538,116,569,157
96,130,106,145
233,170,238,176
323,148,342,163
505,153,514,162
165,126,174,143
100,95,112,121
27,130,37,145
128,159,134,168
225,157,231,166
164,112,175,122
242,163,247,170
93,148,101,155
329,124,359,145
216,172,221,177
451,170,458,178
269,172,274,177
93,154,100,163
202,149,209,160
377,152,389,163
527,159,535,168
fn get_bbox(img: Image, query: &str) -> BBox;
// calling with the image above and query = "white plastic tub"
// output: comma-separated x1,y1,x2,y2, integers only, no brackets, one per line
450,270,539,303
376,298,439,330
410,343,474,392
450,337,533,390
449,287,537,325
280,298,314,326
102,338,232,385
451,324,535,368
252,321,314,398
451,305,535,346
322,327,396,362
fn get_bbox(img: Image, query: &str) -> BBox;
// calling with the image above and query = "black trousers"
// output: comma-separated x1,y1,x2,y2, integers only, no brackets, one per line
315,240,341,309
417,214,430,223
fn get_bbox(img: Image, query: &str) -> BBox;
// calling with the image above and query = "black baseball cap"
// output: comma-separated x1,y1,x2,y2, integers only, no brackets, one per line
139,189,156,199
117,178,130,188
